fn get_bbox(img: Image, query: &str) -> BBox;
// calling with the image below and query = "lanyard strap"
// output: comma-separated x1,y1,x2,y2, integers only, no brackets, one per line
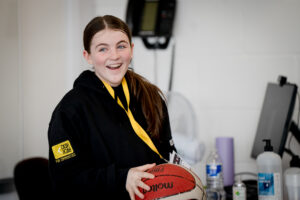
102,78,163,159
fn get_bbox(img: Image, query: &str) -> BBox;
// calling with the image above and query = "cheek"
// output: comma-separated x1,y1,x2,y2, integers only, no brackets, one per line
123,52,133,62
93,55,107,66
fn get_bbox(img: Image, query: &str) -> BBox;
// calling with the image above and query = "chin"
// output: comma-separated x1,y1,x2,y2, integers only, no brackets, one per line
109,79,123,87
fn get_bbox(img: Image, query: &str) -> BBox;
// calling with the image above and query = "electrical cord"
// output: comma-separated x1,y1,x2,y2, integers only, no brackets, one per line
168,41,175,91
298,92,300,125
287,91,300,149
234,172,257,178
153,37,159,84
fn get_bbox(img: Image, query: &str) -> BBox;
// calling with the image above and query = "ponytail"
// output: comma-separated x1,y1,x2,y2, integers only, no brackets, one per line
126,70,165,139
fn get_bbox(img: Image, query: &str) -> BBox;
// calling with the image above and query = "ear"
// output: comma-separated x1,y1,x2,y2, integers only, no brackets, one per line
83,50,93,65
130,42,134,58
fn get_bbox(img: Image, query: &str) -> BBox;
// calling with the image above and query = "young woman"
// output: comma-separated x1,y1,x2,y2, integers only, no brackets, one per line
48,15,176,199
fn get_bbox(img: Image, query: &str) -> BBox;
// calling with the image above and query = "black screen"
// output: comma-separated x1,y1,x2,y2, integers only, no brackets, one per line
251,83,297,158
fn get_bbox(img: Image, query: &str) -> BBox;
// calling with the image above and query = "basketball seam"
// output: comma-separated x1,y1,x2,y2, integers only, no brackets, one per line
143,174,194,183
143,174,207,199
154,185,206,200
153,183,206,200
143,164,206,200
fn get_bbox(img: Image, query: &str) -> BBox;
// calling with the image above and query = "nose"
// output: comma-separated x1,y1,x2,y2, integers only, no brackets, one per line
109,48,120,60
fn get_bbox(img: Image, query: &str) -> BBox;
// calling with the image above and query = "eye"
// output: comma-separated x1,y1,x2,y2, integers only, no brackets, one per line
117,45,126,49
99,47,107,52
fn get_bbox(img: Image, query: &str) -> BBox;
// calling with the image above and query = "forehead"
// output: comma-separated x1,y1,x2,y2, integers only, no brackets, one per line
91,29,130,45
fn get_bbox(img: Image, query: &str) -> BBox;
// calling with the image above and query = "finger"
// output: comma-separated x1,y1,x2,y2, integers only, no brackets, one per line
136,163,156,171
128,189,135,200
140,171,155,179
138,180,150,191
134,187,144,199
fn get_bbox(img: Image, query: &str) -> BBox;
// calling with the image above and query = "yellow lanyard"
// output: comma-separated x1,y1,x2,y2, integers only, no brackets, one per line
102,78,163,159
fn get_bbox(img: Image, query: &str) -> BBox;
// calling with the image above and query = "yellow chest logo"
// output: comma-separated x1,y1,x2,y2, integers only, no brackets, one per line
52,140,76,163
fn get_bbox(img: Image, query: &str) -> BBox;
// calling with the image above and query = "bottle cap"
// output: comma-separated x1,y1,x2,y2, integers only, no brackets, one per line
236,175,242,183
263,139,273,151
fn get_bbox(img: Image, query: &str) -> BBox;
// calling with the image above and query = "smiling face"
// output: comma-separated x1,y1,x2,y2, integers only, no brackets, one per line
83,28,134,87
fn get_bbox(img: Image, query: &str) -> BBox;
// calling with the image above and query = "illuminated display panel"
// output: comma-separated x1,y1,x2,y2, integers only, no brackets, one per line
140,1,158,33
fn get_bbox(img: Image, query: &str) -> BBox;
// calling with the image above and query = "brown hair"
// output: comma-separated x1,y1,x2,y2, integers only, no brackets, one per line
83,15,165,139
83,15,132,53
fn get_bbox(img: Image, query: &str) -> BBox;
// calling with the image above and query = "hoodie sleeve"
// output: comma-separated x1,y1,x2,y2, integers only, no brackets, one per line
156,99,177,160
48,106,129,199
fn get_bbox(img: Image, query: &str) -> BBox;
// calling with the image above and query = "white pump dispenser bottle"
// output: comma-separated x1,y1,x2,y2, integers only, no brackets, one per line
256,139,283,200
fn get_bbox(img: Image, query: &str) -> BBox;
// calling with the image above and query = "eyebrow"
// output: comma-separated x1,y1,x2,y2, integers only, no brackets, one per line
95,40,129,49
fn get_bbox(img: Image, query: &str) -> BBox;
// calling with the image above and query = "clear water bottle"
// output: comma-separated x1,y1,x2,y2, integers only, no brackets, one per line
206,148,226,200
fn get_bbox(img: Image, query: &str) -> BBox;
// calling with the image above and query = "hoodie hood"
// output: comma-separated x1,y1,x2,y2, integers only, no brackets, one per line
73,70,106,93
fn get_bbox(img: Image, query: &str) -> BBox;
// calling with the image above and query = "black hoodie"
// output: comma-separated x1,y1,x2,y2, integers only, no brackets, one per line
48,70,175,199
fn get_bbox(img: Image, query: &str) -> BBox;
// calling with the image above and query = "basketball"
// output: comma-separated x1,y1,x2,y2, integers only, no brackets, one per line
135,163,206,200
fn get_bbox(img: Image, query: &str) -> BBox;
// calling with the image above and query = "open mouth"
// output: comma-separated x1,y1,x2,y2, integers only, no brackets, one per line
106,63,122,70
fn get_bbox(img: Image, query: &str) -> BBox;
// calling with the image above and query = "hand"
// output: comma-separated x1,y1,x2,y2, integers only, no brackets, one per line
126,163,156,200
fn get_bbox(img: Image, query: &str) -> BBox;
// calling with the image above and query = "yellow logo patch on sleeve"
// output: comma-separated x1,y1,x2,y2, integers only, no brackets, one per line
52,140,76,163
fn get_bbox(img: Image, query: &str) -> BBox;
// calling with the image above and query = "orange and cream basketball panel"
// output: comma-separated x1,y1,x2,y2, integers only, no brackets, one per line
136,163,206,200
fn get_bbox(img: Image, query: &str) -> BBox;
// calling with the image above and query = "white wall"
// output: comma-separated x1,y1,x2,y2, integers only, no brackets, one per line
0,0,21,179
18,0,95,160
18,0,69,159
170,0,300,181
0,0,94,179
94,0,300,181
0,0,300,185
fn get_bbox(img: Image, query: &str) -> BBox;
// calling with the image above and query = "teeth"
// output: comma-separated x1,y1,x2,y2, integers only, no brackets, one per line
108,64,121,68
